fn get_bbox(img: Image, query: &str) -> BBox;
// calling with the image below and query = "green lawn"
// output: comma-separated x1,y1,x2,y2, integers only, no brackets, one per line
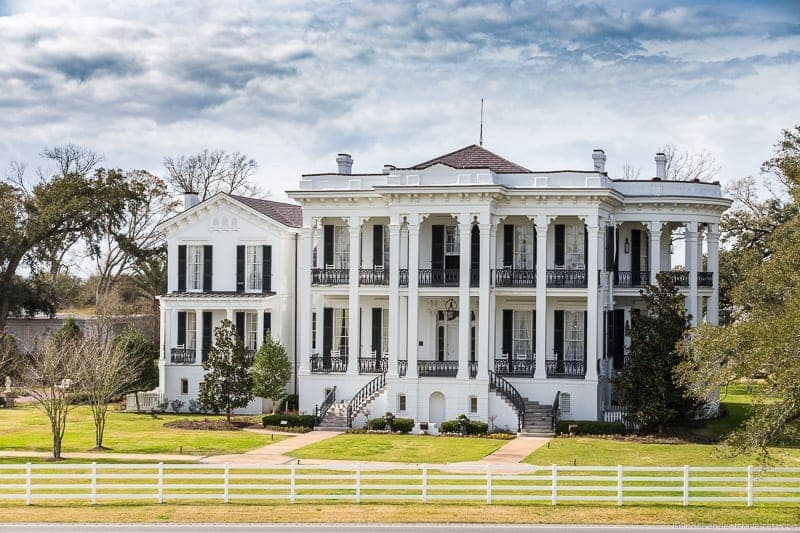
0,405,287,456
290,434,504,463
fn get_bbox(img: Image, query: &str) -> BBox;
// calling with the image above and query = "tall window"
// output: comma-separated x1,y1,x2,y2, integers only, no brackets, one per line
445,226,460,256
514,225,534,269
334,227,349,268
246,246,263,291
383,225,390,269
333,308,349,355
566,226,585,269
186,311,196,349
381,308,389,355
244,312,258,350
564,311,584,360
187,246,203,290
512,310,533,358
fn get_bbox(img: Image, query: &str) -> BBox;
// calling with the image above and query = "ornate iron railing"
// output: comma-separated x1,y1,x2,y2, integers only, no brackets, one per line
358,357,388,374
399,269,409,287
495,268,536,287
660,270,690,287
314,386,336,426
418,268,459,287
546,359,586,378
170,348,196,364
489,370,525,432
311,268,349,285
359,268,388,286
552,390,561,432
494,357,535,377
417,360,458,377
310,355,348,373
346,373,386,428
546,269,587,288
698,271,713,287
397,360,408,377
613,271,650,287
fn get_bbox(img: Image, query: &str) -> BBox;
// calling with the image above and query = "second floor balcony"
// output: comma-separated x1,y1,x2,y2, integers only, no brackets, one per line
495,268,536,288
614,271,650,288
312,268,349,285
546,269,587,288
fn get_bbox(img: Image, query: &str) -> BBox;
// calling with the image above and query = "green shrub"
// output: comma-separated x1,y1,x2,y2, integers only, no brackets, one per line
439,420,460,434
555,420,626,435
392,417,414,434
486,432,516,440
262,414,316,429
466,420,488,435
368,418,389,430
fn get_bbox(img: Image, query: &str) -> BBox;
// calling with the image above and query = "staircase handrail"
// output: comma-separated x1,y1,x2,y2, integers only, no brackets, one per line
551,390,561,432
488,370,525,432
346,373,386,428
315,386,337,425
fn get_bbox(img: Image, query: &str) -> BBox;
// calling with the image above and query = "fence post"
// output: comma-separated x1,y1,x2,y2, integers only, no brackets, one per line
486,463,492,505
355,463,361,504
290,464,296,504
747,465,753,507
551,464,558,506
422,464,428,504
157,462,164,504
616,465,623,506
224,463,230,504
91,462,97,505
683,465,689,506
25,462,32,506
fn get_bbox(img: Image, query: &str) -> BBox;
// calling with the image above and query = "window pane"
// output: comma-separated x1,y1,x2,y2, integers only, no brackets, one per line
186,312,196,349
188,246,204,290
333,308,349,355
564,310,584,360
512,310,533,357
245,312,258,350
246,246,263,291
514,225,534,269
334,227,349,268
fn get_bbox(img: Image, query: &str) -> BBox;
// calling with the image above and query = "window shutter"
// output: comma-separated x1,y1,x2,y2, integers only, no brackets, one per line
262,245,272,292
177,312,186,347
372,225,383,267
235,312,245,344
431,225,444,270
263,312,272,340
323,225,334,266
203,245,213,292
503,225,514,267
532,310,537,355
177,245,187,292
322,307,333,364
202,312,213,362
614,227,620,272
613,309,625,370
555,225,565,266
470,324,476,363
553,310,564,361
371,307,382,356
236,246,245,293
502,309,513,357
583,310,588,363
533,226,538,267
605,227,615,272
631,229,641,272
470,224,480,272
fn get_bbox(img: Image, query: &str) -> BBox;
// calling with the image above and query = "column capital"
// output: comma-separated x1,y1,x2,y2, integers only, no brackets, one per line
534,213,549,230
646,219,664,233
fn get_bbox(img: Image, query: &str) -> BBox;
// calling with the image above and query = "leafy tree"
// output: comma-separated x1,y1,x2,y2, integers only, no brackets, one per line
676,125,800,456
252,334,292,414
612,273,695,432
114,326,159,412
198,319,254,424
163,149,262,200
52,317,82,349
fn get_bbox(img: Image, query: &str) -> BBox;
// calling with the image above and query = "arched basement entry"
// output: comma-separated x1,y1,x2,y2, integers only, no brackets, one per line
429,392,446,424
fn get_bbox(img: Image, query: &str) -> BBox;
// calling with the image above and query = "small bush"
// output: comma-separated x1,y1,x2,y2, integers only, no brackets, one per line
368,418,389,431
486,432,516,440
439,420,460,434
466,420,488,435
264,425,312,434
187,399,201,414
392,417,414,434
262,413,316,429
555,420,626,435
170,399,185,413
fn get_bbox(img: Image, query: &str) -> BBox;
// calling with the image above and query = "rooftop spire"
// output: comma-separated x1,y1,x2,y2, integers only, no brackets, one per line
479,98,484,147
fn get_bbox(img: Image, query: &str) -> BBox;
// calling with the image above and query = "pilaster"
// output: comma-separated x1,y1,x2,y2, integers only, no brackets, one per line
534,214,548,380
585,219,600,382
477,221,492,379
347,216,361,376
298,225,313,373
406,216,420,378
387,219,402,378
457,213,472,380
707,225,720,325
685,221,699,325
649,220,662,285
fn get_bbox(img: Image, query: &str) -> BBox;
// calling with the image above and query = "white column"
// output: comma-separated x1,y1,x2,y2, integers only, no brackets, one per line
488,222,499,375
347,216,361,376
707,225,720,326
406,217,420,378
685,221,699,325
586,220,600,382
477,221,491,379
534,214,548,380
298,225,313,373
256,310,264,349
158,304,167,391
649,220,662,285
195,310,203,360
314,223,323,269
387,220,402,378
458,214,472,380
313,294,324,356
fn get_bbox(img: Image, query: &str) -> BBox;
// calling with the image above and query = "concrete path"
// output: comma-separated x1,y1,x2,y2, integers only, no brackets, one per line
480,436,550,464
200,430,342,464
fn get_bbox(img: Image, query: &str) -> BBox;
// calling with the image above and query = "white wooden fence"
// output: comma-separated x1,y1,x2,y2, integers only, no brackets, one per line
124,392,164,412
1,463,798,506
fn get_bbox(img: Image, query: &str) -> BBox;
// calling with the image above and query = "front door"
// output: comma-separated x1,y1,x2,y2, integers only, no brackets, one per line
436,310,459,361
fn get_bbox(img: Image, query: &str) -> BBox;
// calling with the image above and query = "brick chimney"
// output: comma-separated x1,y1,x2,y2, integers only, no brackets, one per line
336,153,353,174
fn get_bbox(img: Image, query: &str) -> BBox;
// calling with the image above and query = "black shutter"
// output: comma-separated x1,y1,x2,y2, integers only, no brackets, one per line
177,312,186,346
631,230,641,272
262,245,272,292
555,225,565,266
236,245,245,293
532,310,537,355
202,312,212,361
554,310,564,361
323,225,334,266
203,245,213,292
431,225,444,270
502,309,513,358
612,309,625,370
235,312,245,343
322,307,333,365
470,324,476,363
437,325,444,361
533,226,538,267
584,226,588,266
503,225,514,267
470,225,480,272
371,307,382,355
373,225,383,267
177,245,187,292
583,310,588,364
263,312,272,340
605,227,615,272
614,227,620,272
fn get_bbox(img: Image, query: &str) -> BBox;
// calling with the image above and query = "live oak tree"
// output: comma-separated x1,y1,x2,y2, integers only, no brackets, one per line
251,334,292,414
612,273,695,433
198,319,254,424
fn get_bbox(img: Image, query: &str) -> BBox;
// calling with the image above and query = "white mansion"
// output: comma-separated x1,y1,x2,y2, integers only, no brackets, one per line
157,145,730,433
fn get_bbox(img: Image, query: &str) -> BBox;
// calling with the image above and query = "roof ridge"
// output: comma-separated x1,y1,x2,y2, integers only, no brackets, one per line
408,144,530,173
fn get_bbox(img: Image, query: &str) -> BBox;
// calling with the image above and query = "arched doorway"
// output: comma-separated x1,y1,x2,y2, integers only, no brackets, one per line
429,392,445,423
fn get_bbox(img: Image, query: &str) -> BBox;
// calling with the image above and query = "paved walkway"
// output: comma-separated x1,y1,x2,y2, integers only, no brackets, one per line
480,436,550,464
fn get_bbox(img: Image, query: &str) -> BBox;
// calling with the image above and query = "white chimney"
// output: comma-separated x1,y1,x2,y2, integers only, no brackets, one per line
592,149,606,173
655,152,667,180
336,153,353,174
382,164,396,175
183,191,199,210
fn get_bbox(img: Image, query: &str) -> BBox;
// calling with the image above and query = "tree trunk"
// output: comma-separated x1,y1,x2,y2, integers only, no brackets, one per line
134,391,141,412
226,406,232,426
52,430,62,460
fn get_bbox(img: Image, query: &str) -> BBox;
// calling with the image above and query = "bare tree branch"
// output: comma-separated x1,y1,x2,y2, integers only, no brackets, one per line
661,143,721,182
164,149,266,201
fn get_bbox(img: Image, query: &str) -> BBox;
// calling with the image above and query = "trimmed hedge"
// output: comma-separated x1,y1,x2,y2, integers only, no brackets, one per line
367,417,414,433
555,420,626,435
439,419,488,435
439,420,459,434
368,418,389,431
262,414,316,429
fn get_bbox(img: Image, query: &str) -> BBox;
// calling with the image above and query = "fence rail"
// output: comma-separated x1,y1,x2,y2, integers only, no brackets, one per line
1,463,797,506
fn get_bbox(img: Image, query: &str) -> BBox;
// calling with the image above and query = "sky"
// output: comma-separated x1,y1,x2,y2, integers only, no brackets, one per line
0,0,798,201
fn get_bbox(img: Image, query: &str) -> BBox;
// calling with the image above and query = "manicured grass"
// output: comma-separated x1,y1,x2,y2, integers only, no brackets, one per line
0,404,287,456
289,434,504,463
0,457,195,464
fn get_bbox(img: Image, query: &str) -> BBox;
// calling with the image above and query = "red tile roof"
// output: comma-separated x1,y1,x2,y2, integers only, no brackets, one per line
409,144,530,174
230,195,302,228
